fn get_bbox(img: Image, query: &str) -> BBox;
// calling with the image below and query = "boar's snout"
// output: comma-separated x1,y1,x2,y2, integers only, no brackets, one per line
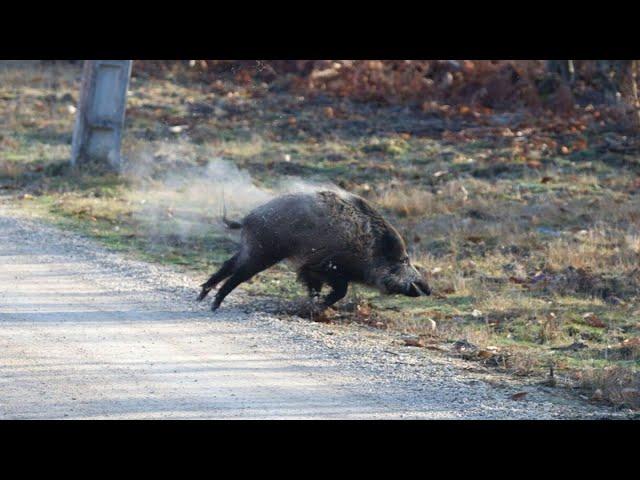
407,279,431,297
380,262,432,297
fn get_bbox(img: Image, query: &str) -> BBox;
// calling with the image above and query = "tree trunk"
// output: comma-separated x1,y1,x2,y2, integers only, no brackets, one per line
71,60,132,171
630,60,640,129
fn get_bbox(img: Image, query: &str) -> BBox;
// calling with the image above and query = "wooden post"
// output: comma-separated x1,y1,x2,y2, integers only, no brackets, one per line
630,60,640,129
71,60,132,170
547,60,574,84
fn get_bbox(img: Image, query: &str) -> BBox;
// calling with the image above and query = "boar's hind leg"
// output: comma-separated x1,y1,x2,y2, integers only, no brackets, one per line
322,277,349,309
197,253,239,301
211,258,279,311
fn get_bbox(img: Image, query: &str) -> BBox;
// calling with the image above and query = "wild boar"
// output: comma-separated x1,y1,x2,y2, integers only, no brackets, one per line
197,190,431,311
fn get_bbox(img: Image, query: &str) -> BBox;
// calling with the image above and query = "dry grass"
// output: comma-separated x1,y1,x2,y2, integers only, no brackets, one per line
545,228,640,273
0,161,21,180
374,181,470,218
579,366,640,409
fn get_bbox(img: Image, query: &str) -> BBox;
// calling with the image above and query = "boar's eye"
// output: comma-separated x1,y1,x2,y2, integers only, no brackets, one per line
391,257,409,273
381,230,405,260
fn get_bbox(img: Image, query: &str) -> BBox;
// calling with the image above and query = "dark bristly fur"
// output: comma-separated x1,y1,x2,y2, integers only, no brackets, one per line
198,190,431,312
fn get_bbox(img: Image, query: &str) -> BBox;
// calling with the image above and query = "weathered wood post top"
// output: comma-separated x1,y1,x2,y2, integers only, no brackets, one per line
71,60,132,170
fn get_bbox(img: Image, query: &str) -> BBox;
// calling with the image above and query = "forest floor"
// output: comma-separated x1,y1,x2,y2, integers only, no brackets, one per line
1,61,639,411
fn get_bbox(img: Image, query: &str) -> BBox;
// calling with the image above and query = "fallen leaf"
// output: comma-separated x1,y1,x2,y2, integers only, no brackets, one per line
591,389,604,401
621,337,640,348
402,335,425,348
511,392,528,401
583,312,606,328
527,160,543,169
573,138,588,150
355,304,372,321
169,125,187,133
466,235,485,244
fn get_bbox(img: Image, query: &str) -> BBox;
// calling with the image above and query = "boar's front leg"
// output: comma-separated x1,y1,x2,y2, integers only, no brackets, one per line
302,255,350,309
297,268,325,299
322,276,349,309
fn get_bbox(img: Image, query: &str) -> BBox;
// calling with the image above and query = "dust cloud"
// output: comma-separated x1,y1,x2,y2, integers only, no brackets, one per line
121,141,339,243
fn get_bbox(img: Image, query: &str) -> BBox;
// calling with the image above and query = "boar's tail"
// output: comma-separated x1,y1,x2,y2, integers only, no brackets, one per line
221,189,243,230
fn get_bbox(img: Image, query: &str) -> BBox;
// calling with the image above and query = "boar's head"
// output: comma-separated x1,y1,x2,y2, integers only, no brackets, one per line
372,229,431,297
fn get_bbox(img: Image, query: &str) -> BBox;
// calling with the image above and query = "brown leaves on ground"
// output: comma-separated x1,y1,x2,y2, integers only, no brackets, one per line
135,60,640,144
621,337,640,349
582,312,606,329
451,340,507,367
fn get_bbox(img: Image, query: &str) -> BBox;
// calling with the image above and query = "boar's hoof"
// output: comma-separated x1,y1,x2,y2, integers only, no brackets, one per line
310,307,333,323
297,301,330,321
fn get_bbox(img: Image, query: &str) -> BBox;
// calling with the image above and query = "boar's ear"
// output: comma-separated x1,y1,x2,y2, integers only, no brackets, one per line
380,229,405,260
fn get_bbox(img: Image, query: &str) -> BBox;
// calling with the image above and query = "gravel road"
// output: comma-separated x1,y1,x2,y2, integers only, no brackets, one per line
0,199,629,419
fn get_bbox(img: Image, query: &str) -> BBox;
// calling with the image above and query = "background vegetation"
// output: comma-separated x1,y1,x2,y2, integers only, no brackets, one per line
1,60,639,410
